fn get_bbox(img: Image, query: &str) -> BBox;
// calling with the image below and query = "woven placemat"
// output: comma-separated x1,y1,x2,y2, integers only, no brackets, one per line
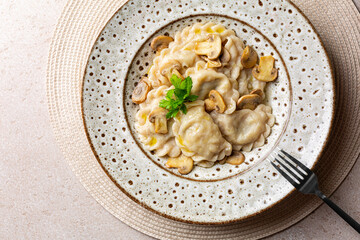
46,0,360,239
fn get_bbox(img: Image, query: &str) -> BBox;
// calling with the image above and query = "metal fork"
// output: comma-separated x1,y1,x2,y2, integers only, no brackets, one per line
270,149,360,233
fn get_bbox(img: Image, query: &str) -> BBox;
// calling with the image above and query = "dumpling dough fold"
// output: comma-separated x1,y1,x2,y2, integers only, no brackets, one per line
173,102,232,164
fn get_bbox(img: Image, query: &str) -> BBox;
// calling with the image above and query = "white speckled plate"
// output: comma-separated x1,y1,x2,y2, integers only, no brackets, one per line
82,0,334,224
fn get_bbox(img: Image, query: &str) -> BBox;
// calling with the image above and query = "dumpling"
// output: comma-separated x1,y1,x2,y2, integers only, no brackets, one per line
211,104,275,151
218,35,245,81
148,48,199,87
237,68,267,97
135,86,181,157
185,62,239,114
237,69,251,96
133,21,278,172
147,22,244,89
172,102,232,164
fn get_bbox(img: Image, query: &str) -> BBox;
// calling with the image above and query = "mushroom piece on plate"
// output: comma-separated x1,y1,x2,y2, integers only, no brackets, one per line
208,90,226,113
194,34,222,60
241,46,258,68
166,155,194,175
226,152,245,165
150,35,174,52
250,88,264,99
131,77,150,104
220,48,231,64
159,59,183,80
252,56,278,82
149,108,168,134
237,94,262,110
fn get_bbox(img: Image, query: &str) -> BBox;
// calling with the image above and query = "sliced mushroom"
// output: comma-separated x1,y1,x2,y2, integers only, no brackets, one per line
220,48,231,64
226,152,245,165
149,108,168,134
207,59,221,68
131,77,150,104
171,69,184,80
218,158,227,165
241,46,258,68
222,38,229,47
201,56,222,68
166,155,194,175
252,56,278,82
208,90,226,113
159,59,182,80
196,160,215,168
237,94,262,110
150,35,174,52
194,34,222,60
204,98,216,112
250,89,264,99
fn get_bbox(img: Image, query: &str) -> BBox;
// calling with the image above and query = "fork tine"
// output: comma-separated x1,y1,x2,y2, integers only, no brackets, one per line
278,154,307,177
270,161,300,188
274,158,303,182
280,149,312,174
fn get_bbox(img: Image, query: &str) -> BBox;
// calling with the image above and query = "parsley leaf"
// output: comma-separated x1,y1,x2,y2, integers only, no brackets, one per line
186,94,198,102
159,74,198,119
184,76,193,97
170,74,183,89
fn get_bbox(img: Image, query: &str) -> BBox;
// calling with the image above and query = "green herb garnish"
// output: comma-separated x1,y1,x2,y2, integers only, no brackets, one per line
159,74,198,119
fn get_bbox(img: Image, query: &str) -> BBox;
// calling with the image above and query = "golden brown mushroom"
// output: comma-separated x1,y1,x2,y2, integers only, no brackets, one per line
150,35,174,52
237,94,262,110
149,108,168,134
159,59,183,80
218,158,227,165
194,34,222,60
250,89,264,99
201,56,222,68
204,98,216,112
207,59,222,68
220,48,231,64
131,77,150,104
252,56,278,82
166,155,194,175
241,46,258,68
208,90,226,113
226,152,245,165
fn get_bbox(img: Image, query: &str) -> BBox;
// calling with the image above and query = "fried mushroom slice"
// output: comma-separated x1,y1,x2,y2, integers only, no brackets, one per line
201,56,222,68
226,152,245,165
149,108,168,134
159,59,183,80
220,48,231,64
241,46,258,68
150,35,174,52
218,158,227,165
208,90,226,113
166,155,194,175
204,99,216,112
194,34,222,60
206,59,222,68
131,77,150,104
237,94,262,110
250,89,264,99
252,56,278,82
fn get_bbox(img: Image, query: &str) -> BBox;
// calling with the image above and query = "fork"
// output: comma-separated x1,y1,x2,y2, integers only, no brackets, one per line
270,149,360,233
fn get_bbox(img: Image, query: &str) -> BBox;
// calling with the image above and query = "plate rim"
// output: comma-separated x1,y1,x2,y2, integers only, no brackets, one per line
80,0,336,225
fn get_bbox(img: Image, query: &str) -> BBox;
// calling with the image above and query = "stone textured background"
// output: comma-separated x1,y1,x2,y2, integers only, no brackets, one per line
1,0,359,239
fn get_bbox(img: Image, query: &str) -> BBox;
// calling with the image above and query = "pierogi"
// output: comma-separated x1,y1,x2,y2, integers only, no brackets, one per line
131,22,278,174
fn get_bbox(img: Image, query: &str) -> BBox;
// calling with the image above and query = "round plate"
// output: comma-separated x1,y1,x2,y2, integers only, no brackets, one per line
82,0,334,223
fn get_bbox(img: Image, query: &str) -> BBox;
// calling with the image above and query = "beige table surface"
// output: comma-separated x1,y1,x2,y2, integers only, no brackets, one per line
1,0,360,239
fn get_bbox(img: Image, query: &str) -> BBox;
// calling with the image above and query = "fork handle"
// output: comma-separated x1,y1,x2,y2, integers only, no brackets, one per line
316,191,360,233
